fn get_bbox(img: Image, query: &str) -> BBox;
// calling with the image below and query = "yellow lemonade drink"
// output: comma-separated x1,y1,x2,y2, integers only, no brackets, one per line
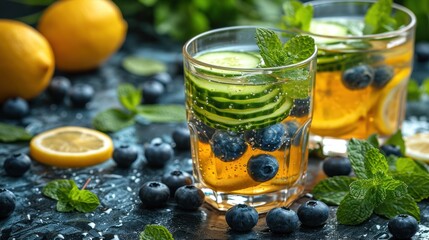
295,0,416,154
183,27,317,212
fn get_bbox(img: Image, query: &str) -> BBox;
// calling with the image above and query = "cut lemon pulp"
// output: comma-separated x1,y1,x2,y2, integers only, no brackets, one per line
30,126,113,168
404,133,429,162
311,71,378,137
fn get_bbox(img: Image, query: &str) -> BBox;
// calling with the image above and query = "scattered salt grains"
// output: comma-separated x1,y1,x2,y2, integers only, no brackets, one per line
26,214,31,220
88,222,96,229
54,234,65,240
415,224,429,239
126,187,132,192
376,225,380,230
111,235,120,240
104,208,112,214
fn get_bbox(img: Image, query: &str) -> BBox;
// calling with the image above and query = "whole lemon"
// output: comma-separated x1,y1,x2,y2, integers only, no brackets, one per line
38,0,127,72
0,19,54,103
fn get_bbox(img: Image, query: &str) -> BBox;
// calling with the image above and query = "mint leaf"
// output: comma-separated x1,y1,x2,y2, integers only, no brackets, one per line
139,225,174,240
364,148,389,178
407,79,422,101
337,193,376,225
56,200,74,212
92,108,135,132
396,157,429,175
283,35,315,64
385,130,405,155
122,56,167,76
347,138,375,179
349,179,385,203
68,186,100,213
118,83,142,112
392,172,429,202
374,193,420,221
255,28,287,67
42,179,77,200
312,176,356,205
363,0,397,34
367,134,379,148
136,105,186,123
282,0,313,31
0,122,32,143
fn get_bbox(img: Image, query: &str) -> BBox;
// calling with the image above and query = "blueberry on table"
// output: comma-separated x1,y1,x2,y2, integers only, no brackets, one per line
3,153,31,177
144,140,174,168
47,76,71,102
342,64,374,90
0,189,16,218
290,97,310,117
247,154,279,182
142,80,165,104
266,207,299,234
388,214,418,239
2,97,29,119
112,144,138,168
297,200,330,227
245,124,285,151
69,83,94,108
211,130,247,162
372,65,394,88
138,181,170,208
322,156,352,177
174,185,205,211
152,72,172,87
380,144,402,157
225,204,259,232
172,126,191,151
415,41,429,62
162,170,193,195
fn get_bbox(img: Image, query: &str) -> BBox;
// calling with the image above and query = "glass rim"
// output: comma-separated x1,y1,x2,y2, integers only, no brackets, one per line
301,0,416,40
182,26,318,73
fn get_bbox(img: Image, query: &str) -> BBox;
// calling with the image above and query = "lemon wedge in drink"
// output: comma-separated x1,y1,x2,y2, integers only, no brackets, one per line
404,133,429,162
30,126,113,168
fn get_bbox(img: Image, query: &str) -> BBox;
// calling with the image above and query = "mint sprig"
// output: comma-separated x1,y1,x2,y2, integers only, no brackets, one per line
363,0,398,34
0,122,32,143
139,225,174,240
281,0,313,31
313,133,429,225
93,83,186,132
42,179,100,213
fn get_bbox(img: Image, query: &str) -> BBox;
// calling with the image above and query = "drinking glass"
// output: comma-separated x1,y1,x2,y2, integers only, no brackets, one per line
183,26,317,213
294,0,416,155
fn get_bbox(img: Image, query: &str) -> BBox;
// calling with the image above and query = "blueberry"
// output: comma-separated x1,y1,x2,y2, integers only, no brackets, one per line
225,204,259,232
266,207,299,234
172,126,190,151
297,200,330,227
0,189,16,218
322,156,352,177
69,84,94,108
144,139,174,168
290,98,310,117
247,154,279,182
388,214,418,239
342,65,374,90
372,65,394,88
2,97,29,119
3,153,31,177
192,119,215,143
138,181,170,208
47,76,71,102
245,124,285,151
174,185,205,211
162,170,193,195
211,131,247,162
112,145,138,168
142,80,165,104
380,144,402,157
152,72,172,87
415,41,429,62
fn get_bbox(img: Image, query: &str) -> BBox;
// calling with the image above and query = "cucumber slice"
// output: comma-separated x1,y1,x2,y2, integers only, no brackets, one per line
195,51,261,75
309,20,348,44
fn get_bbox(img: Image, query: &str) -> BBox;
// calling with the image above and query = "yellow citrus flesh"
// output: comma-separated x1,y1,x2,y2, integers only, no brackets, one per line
404,133,429,163
38,0,127,72
30,126,113,168
0,19,54,103
311,71,379,137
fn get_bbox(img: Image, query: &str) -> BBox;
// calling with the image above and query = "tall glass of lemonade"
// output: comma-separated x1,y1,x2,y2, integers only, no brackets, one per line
183,26,317,213
286,0,416,154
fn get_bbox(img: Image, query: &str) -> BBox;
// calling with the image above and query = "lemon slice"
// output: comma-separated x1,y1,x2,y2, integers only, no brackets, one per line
30,126,113,168
404,133,429,162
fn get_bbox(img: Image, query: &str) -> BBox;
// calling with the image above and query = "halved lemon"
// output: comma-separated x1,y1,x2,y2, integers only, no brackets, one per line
404,133,429,163
30,126,113,168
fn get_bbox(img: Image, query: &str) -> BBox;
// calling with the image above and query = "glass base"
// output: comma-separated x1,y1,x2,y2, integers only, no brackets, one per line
197,178,306,213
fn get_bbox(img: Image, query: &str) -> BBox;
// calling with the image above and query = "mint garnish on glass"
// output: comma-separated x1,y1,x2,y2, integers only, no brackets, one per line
139,225,174,240
312,134,429,225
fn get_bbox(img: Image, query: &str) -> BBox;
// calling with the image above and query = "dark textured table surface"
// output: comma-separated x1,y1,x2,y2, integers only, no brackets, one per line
1,35,429,240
